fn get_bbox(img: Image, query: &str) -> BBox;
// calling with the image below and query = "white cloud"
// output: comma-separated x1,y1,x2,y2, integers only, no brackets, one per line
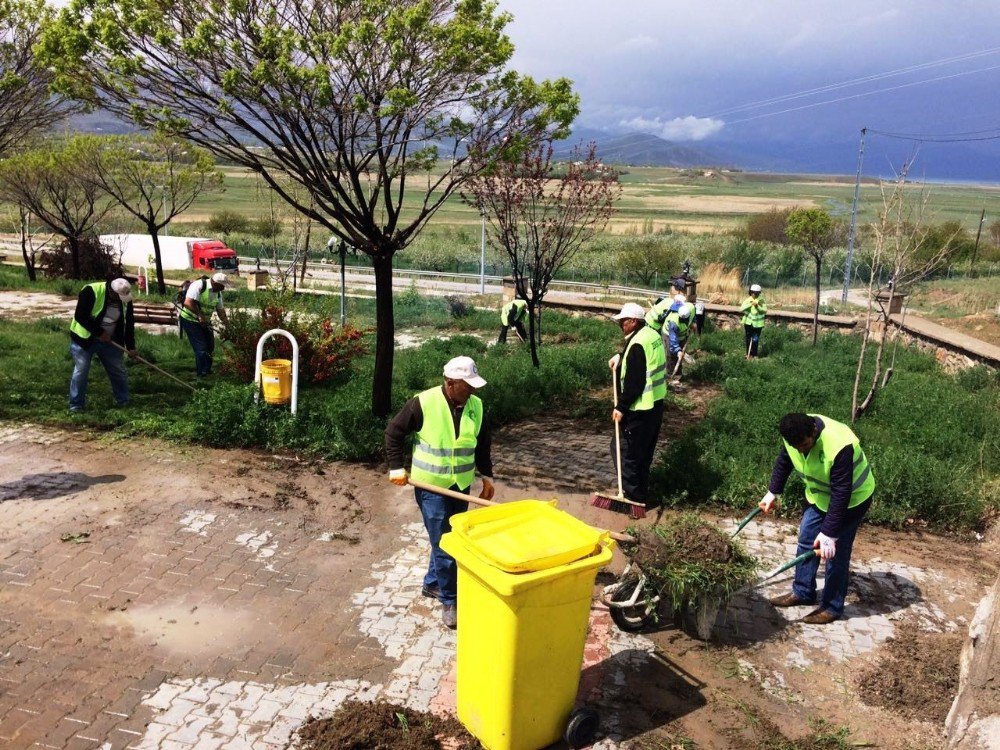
617,35,658,53
619,115,725,141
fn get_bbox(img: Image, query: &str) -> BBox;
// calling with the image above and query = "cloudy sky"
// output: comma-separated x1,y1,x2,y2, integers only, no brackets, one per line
495,1,1000,174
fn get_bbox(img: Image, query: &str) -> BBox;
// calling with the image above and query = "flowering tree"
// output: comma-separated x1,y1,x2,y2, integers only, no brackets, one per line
465,142,620,366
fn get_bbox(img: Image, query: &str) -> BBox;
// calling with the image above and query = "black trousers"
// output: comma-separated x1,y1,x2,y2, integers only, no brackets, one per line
497,320,527,343
744,324,762,357
611,401,664,506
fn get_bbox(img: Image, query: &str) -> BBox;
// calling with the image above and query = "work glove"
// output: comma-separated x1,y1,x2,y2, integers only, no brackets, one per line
608,353,620,371
814,532,837,561
479,477,495,501
127,348,139,360
388,468,409,487
758,491,778,514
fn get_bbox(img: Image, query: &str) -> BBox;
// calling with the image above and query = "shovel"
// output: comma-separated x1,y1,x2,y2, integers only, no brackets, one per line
759,549,817,583
731,506,763,538
406,478,636,544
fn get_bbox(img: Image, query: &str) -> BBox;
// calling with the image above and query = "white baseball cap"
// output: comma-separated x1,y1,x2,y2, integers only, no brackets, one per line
211,272,228,286
443,356,487,388
750,283,762,293
612,302,646,321
110,278,133,304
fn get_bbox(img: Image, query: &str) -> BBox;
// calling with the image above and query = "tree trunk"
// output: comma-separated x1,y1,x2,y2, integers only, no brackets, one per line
371,253,395,417
19,209,36,282
526,301,540,367
148,225,167,295
812,256,821,346
69,236,81,279
299,217,311,285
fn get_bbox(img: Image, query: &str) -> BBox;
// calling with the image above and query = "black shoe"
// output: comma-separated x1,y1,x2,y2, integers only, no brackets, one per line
421,584,442,601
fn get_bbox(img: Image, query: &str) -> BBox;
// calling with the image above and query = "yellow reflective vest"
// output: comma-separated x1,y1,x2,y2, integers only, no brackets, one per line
782,414,875,512
620,326,667,411
410,387,483,491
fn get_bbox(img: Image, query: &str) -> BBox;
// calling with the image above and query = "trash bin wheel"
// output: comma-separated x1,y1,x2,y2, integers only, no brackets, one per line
608,574,656,632
565,707,600,748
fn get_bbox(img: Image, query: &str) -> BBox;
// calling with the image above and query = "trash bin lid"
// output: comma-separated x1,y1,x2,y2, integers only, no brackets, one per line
449,499,604,573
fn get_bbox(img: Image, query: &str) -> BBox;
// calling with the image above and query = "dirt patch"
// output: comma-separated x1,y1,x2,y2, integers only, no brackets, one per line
732,715,860,750
296,700,482,750
628,523,732,572
855,622,962,723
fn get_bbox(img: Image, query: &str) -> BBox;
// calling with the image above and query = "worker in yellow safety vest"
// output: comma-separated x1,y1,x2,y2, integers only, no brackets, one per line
607,302,667,508
384,356,494,630
497,296,528,343
68,278,137,413
740,283,767,359
759,413,876,624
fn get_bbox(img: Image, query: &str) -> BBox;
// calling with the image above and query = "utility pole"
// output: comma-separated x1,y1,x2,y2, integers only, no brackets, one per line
970,208,986,271
842,127,867,303
339,240,347,326
479,213,486,294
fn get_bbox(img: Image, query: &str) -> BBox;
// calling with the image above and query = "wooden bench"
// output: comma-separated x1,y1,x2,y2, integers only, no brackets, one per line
133,303,178,326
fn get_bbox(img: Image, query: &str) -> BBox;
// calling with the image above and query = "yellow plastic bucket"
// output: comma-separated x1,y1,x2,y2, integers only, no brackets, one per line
259,358,292,405
440,500,613,750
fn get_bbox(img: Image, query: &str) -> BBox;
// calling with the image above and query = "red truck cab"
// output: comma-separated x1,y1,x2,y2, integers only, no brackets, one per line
190,240,239,274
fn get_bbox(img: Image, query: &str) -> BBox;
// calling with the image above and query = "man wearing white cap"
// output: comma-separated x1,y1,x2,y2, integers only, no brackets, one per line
68,277,137,412
607,302,667,508
180,272,229,376
384,356,494,630
740,283,767,359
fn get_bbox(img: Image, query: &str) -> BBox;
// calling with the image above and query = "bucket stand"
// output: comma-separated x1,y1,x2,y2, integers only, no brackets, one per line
253,329,299,415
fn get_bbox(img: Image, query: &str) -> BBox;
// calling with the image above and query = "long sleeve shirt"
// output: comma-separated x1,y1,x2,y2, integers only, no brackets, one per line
768,416,871,537
615,328,647,413
384,387,493,478
70,285,136,350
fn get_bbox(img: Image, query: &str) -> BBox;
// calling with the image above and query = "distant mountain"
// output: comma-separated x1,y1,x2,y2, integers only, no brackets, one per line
556,130,724,168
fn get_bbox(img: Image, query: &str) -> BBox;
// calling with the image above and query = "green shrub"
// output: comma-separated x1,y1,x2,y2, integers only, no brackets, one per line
207,210,251,235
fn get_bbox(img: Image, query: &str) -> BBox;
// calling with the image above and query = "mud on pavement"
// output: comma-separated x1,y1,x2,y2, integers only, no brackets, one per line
0,402,996,750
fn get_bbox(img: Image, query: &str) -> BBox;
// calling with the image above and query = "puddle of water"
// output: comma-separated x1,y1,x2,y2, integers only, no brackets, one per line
111,603,263,656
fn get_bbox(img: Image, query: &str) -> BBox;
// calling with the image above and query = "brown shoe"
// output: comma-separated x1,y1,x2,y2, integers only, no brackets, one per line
769,592,812,607
802,608,839,625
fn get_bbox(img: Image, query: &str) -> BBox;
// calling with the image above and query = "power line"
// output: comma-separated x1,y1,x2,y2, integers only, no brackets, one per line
723,63,1000,124
868,127,1000,143
707,47,1000,118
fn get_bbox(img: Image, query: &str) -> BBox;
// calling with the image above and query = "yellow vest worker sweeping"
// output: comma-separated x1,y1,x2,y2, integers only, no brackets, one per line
740,283,767,359
68,278,138,413
384,356,494,630
759,412,875,624
605,302,667,509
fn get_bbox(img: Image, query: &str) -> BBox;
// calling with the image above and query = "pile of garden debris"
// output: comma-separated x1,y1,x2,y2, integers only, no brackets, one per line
296,700,482,750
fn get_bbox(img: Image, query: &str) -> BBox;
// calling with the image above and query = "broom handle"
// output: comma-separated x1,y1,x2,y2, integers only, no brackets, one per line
109,340,197,392
671,332,692,379
407,478,635,544
612,361,624,497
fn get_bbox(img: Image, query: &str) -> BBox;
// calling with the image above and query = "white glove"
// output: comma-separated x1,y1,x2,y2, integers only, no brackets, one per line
814,532,837,560
389,468,409,487
608,353,620,371
758,491,777,514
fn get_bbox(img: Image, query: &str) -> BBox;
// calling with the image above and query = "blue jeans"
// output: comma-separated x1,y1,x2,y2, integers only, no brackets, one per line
792,502,868,616
415,485,469,606
181,318,215,376
69,341,129,411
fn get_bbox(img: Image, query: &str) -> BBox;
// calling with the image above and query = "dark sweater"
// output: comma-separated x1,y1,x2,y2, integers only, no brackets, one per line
70,285,136,350
615,326,648,413
385,386,493,478
768,416,871,537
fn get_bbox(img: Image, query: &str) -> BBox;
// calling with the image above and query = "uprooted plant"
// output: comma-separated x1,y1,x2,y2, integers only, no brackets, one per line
623,513,758,612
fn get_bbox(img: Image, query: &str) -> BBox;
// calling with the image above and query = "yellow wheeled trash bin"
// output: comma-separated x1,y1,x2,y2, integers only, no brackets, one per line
440,499,614,750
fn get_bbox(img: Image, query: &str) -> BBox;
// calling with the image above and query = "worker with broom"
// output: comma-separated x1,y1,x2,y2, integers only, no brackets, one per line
759,412,875,625
497,294,528,344
601,302,667,512
68,277,137,413
385,356,494,630
180,272,229,377
740,283,767,359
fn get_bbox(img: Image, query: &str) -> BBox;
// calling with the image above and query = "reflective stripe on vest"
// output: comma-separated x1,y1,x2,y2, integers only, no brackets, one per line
644,298,671,332
620,326,667,411
500,299,527,325
666,302,693,338
410,387,483,491
180,279,219,322
69,282,107,340
782,414,875,512
741,296,767,327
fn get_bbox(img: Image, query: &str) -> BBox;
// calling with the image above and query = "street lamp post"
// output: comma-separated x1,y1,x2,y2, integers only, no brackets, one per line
479,213,486,294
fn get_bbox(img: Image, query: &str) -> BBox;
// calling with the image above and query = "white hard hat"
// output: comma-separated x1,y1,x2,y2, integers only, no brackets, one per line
612,302,646,321
750,284,762,293
211,272,228,286
110,278,133,304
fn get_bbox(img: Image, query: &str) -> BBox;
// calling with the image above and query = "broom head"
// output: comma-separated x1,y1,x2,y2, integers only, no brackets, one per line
589,490,646,519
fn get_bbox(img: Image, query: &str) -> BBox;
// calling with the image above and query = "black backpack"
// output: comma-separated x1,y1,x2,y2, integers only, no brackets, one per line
176,275,210,308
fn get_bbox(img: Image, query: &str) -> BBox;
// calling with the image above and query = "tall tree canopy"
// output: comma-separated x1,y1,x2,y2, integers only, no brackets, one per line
42,0,578,415
0,0,74,157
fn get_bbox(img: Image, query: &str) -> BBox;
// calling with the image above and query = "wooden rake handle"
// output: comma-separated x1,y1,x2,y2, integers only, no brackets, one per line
110,340,197,392
406,478,635,544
